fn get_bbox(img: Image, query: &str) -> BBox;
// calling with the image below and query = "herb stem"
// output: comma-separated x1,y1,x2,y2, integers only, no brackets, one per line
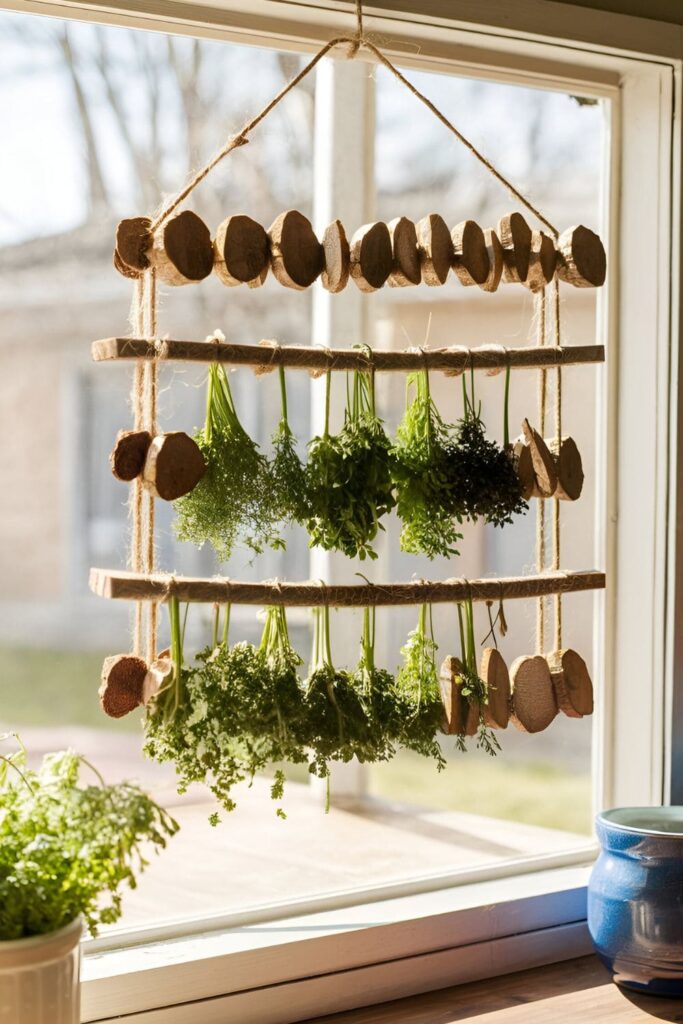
503,366,511,449
278,366,288,426
323,370,332,439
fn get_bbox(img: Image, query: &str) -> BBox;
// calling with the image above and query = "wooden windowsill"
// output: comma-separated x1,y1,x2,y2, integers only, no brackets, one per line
308,956,683,1023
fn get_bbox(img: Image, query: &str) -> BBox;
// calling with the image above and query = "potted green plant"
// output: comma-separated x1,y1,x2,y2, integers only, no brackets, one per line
0,734,178,1024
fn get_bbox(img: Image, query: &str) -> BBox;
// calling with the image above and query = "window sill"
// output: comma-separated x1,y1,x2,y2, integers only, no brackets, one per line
82,864,594,1023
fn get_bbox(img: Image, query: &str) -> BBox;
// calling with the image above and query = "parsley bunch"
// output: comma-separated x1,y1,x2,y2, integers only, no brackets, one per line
305,366,396,560
0,735,177,939
392,370,463,559
144,600,308,822
454,598,501,756
396,604,447,769
449,370,527,527
268,367,310,533
175,364,282,560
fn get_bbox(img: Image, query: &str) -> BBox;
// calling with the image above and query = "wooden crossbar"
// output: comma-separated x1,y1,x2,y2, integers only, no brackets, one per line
89,568,605,607
91,337,605,374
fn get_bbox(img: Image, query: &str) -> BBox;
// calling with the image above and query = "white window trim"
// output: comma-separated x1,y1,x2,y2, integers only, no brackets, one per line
3,1,681,1019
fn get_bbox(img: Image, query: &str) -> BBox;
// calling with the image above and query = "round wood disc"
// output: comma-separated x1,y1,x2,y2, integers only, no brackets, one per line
552,648,594,717
522,418,558,497
498,212,532,284
142,656,174,706
115,217,152,275
480,648,510,729
510,655,558,733
321,219,350,293
142,432,206,501
159,210,214,284
511,439,536,501
479,228,503,293
551,436,584,501
526,230,557,292
557,225,606,288
388,216,421,287
350,221,393,292
214,214,269,286
439,655,479,736
451,220,489,286
416,213,453,286
109,429,152,482
268,210,323,290
99,654,147,718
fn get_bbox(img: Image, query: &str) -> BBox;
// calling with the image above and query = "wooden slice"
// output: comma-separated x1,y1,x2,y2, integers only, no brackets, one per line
99,654,147,718
109,429,152,482
550,436,584,501
151,210,214,286
522,418,558,498
439,656,479,736
480,648,510,729
350,221,393,292
525,231,557,293
498,212,532,285
511,439,536,500
556,225,606,288
213,215,269,288
451,220,489,287
416,213,453,286
510,655,558,733
142,655,174,707
321,219,350,293
387,217,421,287
115,217,152,277
268,210,323,290
479,228,504,293
550,649,594,718
142,432,206,501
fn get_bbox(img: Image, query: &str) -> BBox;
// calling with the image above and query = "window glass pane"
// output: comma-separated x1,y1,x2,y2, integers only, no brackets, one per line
0,10,603,938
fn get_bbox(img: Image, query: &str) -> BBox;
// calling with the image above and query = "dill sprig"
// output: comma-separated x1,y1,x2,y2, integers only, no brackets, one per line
396,604,447,769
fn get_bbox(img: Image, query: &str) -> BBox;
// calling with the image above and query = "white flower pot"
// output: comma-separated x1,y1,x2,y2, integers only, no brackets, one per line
0,917,82,1024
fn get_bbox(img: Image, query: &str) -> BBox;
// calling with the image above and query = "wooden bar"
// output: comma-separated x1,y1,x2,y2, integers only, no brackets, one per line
91,337,605,374
89,568,605,607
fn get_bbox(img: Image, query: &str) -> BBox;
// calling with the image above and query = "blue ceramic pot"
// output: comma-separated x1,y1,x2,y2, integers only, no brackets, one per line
588,807,683,996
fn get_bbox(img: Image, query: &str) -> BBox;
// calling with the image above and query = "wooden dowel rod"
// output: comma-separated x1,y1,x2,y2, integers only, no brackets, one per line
89,568,605,607
91,337,604,374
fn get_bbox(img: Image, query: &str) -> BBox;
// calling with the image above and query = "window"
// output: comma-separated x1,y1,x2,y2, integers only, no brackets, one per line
0,1,679,1020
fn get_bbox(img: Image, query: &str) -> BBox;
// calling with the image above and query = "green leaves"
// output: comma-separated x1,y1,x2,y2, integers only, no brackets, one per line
305,370,396,560
456,599,501,757
392,370,463,559
0,737,178,940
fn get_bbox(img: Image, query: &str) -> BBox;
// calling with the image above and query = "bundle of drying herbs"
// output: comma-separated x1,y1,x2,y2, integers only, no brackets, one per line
396,603,447,770
175,364,307,561
392,369,463,559
449,368,527,528
305,364,396,560
143,599,309,822
455,598,501,756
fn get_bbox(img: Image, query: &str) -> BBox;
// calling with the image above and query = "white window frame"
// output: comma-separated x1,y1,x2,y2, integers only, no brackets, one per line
3,1,681,1020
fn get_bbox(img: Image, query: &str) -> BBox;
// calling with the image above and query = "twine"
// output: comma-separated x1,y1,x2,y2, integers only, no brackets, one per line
535,289,547,654
553,279,563,651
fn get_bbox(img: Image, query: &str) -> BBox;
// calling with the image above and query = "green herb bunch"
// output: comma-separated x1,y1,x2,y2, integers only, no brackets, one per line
174,363,281,560
455,599,501,756
350,608,401,765
0,735,177,940
304,606,369,782
305,366,396,560
144,600,308,822
268,367,310,533
396,604,447,770
392,370,463,559
449,369,527,528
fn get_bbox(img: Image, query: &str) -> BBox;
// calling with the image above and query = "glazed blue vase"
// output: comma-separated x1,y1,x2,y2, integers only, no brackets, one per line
588,807,683,996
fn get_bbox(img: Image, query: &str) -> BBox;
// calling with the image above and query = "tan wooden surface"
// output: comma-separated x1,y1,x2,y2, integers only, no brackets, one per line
89,567,606,606
306,956,683,1023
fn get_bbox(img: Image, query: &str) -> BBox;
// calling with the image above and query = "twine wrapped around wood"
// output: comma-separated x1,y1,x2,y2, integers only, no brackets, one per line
90,568,605,606
92,337,604,374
